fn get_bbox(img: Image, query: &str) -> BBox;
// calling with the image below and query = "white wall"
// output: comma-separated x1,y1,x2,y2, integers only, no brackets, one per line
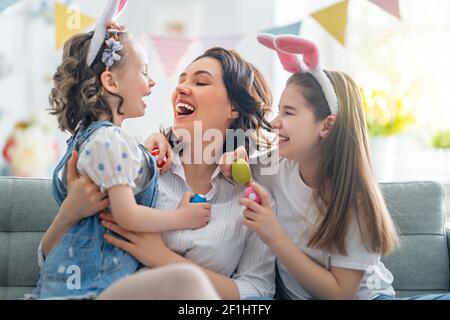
0,0,61,170
271,0,349,114
0,0,449,185
0,0,275,171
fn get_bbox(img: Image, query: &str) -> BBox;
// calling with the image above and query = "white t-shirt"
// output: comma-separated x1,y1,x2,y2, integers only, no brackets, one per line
251,155,395,300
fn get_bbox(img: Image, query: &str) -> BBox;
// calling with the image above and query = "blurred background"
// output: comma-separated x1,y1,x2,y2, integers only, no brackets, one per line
0,0,449,212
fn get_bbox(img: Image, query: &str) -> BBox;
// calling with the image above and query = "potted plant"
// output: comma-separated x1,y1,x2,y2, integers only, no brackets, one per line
360,87,416,181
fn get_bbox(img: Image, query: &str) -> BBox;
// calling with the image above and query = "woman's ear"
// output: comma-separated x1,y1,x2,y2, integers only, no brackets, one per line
230,107,240,120
100,71,120,94
231,110,240,119
319,115,336,139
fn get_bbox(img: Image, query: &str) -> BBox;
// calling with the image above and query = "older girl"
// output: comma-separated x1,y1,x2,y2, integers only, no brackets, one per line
223,34,450,300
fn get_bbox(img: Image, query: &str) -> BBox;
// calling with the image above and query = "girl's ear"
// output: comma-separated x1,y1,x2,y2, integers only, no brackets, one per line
319,115,336,139
100,71,120,94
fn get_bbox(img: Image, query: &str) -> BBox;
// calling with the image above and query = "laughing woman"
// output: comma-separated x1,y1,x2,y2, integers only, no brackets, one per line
37,47,276,300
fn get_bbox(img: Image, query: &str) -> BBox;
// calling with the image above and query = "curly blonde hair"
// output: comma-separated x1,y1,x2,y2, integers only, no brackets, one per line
49,30,131,134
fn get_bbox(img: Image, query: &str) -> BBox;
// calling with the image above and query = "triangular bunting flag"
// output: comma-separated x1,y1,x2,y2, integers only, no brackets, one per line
0,0,19,12
54,2,96,49
369,0,401,19
149,34,193,78
263,21,302,36
311,0,349,46
199,34,242,51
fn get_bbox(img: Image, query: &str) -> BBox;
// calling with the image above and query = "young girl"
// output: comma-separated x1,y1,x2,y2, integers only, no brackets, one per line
31,0,210,299
221,34,450,300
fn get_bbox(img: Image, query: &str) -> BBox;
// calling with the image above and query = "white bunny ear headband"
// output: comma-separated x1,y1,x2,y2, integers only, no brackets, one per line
86,0,128,69
257,33,339,115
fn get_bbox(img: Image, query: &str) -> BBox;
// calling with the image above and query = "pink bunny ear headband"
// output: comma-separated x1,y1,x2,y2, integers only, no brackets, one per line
86,0,128,69
257,33,338,115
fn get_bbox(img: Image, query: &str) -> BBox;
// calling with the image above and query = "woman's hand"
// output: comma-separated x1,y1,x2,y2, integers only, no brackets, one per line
144,133,174,173
100,212,171,268
218,146,248,177
239,182,287,248
59,150,109,224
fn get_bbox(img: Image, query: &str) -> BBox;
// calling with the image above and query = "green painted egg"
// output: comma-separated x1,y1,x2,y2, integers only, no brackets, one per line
231,158,251,185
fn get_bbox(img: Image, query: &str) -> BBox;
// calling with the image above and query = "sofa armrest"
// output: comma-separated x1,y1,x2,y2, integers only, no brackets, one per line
447,228,450,288
447,228,450,260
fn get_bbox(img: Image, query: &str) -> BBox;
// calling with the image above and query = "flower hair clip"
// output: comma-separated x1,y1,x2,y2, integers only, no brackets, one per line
102,37,123,69
101,21,128,69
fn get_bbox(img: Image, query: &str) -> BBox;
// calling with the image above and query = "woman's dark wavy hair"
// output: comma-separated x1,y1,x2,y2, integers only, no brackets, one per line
165,47,274,153
49,30,130,134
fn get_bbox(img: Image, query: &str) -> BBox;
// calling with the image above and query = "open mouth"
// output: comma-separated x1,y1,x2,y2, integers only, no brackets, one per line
142,92,152,106
175,101,196,117
279,134,290,142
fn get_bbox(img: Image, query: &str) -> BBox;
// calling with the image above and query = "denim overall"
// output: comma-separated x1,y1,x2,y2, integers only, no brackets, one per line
31,121,159,299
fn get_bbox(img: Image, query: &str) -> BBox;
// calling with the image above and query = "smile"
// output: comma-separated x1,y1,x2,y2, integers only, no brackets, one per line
175,101,196,117
142,91,151,101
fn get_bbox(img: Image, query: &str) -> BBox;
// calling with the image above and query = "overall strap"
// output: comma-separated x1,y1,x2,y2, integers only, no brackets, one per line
51,121,115,205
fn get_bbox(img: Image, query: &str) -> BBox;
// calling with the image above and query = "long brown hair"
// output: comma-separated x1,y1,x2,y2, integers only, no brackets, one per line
287,71,399,255
49,30,131,134
164,47,273,153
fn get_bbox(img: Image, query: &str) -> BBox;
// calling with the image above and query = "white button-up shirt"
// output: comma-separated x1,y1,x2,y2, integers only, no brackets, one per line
39,156,276,299
155,157,276,298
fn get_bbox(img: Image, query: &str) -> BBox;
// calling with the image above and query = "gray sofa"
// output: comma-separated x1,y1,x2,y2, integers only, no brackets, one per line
0,177,449,299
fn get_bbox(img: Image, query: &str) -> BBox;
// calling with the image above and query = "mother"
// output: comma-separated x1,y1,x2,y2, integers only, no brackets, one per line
39,47,276,299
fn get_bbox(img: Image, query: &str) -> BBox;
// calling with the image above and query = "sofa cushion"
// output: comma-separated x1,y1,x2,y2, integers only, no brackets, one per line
0,178,58,232
0,178,448,299
0,177,57,299
380,181,446,235
380,181,449,297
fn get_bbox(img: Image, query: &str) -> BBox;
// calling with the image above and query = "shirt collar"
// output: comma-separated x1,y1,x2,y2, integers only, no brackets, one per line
170,153,236,186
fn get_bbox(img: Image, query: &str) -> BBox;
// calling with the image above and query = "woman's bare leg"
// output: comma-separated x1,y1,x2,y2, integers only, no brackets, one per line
97,264,220,300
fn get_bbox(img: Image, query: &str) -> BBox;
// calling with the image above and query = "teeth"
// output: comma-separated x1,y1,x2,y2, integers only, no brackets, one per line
279,136,289,141
176,102,195,113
